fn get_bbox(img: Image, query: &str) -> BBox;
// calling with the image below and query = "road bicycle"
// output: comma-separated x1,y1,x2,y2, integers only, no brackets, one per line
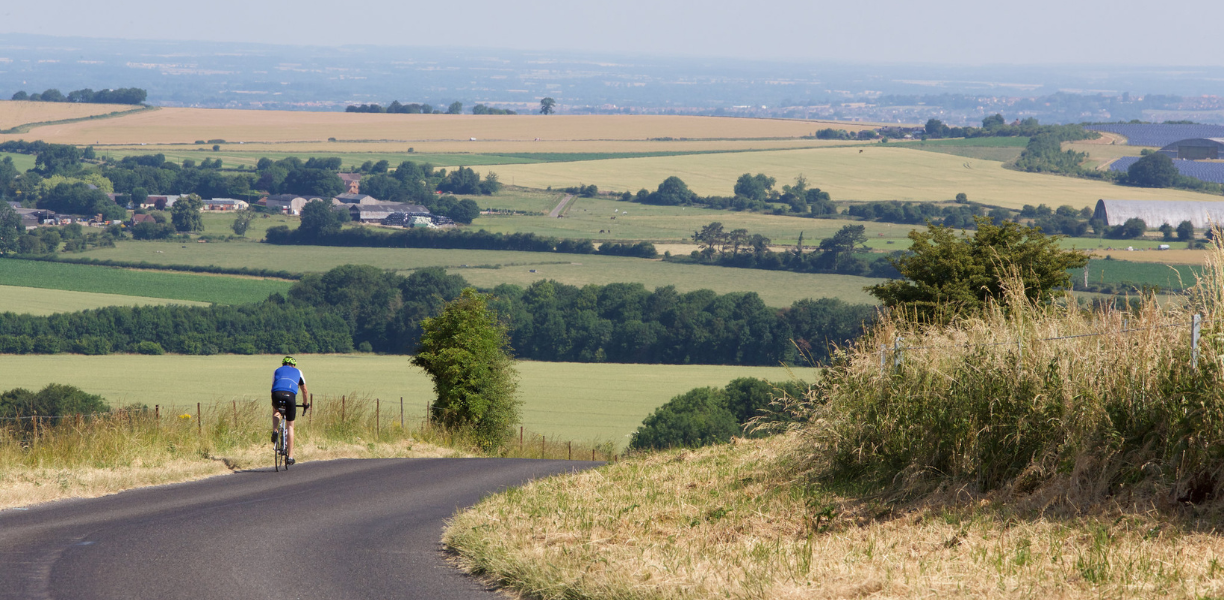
273,402,309,472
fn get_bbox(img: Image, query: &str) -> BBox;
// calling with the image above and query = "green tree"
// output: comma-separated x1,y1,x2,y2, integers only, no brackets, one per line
447,101,463,115
982,113,1006,129
0,202,22,255
867,217,1089,321
170,194,204,232
1127,152,1180,187
412,288,520,449
231,209,255,237
298,199,344,240
733,173,774,201
1177,220,1195,241
539,97,556,115
1159,223,1175,240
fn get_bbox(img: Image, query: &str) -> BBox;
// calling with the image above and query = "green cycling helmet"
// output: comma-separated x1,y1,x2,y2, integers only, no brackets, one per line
282,356,297,366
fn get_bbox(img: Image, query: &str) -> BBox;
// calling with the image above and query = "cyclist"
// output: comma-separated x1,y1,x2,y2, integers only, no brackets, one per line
271,356,310,466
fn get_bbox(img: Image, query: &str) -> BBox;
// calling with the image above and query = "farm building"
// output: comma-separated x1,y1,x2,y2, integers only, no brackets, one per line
349,202,429,223
1157,138,1224,160
338,173,361,194
333,193,378,205
263,194,322,215
1093,199,1224,229
139,195,181,210
201,198,249,211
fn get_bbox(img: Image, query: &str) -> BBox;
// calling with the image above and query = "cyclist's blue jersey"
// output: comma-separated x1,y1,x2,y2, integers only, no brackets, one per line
272,366,305,394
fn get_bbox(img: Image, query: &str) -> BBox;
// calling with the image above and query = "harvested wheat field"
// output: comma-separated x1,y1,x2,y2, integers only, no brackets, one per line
1,107,882,145
482,145,1224,209
0,100,144,130
101,137,863,158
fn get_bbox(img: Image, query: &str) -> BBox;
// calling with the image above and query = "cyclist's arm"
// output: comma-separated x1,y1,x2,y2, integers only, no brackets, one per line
299,381,309,406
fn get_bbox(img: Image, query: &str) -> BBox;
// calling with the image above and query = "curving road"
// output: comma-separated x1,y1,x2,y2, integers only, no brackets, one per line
0,458,597,599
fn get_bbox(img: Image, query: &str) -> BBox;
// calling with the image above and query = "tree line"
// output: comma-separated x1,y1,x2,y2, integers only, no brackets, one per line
0,300,353,356
11,88,147,105
674,222,900,278
347,100,464,114
924,115,1097,142
292,265,875,365
616,173,837,217
0,264,875,366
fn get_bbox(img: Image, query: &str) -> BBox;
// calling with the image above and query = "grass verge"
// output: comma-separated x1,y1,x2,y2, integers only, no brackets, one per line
446,436,1224,599
0,394,613,510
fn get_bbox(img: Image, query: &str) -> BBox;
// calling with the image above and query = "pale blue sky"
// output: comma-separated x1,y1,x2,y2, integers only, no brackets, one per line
5,0,1222,65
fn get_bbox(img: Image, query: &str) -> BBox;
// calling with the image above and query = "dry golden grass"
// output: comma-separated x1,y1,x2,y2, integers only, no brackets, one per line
3,108,878,145
446,435,1224,599
0,396,473,510
102,138,864,157
481,146,1224,209
0,100,140,130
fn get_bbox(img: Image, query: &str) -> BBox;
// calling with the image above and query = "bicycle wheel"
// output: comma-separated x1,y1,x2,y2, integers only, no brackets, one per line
274,429,284,472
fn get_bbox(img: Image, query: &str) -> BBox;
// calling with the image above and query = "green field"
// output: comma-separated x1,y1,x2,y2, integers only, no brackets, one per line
0,259,292,304
476,146,1224,210
473,195,914,246
0,354,801,445
897,137,1028,162
1073,259,1202,290
199,211,298,238
0,285,207,315
76,242,883,306
0,152,34,171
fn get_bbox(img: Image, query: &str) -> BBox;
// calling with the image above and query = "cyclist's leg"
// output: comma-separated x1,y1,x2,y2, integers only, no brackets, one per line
283,394,298,459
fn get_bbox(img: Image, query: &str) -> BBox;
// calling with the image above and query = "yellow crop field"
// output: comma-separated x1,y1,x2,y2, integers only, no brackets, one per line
1064,140,1144,169
480,146,1224,210
0,101,143,130
0,285,206,315
2,107,881,145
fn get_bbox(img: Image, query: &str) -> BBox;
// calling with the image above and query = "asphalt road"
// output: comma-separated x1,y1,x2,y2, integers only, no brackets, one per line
0,458,597,600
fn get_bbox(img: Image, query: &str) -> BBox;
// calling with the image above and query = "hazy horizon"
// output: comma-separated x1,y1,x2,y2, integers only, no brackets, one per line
3,0,1223,67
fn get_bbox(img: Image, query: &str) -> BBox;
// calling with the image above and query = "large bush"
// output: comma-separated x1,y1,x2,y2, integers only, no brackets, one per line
412,288,520,450
0,383,107,418
629,378,807,450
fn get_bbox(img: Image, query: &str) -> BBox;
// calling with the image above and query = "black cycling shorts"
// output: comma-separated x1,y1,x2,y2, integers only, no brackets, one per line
271,390,297,421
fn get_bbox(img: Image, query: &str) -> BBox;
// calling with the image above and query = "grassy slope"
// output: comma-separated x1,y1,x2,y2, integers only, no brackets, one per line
0,285,207,315
77,241,883,307
0,354,797,445
0,259,291,304
446,435,1224,599
478,146,1224,210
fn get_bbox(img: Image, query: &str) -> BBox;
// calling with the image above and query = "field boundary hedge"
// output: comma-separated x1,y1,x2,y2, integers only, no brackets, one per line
6,255,302,280
0,105,157,135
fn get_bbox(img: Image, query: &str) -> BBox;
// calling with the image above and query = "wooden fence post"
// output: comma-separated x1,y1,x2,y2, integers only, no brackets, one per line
309,394,313,425
341,395,346,423
197,403,202,436
376,398,380,439
400,397,404,430
519,426,523,453
232,400,238,428
568,440,572,461
541,435,545,459
155,405,159,420
592,448,596,462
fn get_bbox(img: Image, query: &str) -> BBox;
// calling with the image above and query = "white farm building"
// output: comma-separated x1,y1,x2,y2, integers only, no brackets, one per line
1092,199,1224,229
